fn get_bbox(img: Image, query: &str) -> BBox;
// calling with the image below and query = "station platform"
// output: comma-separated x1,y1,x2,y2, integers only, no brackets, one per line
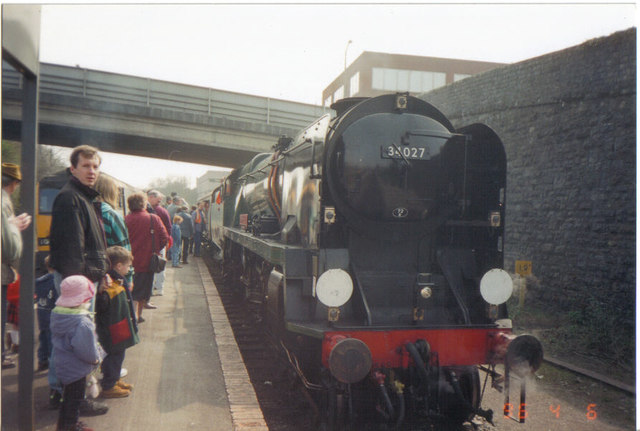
1,258,268,431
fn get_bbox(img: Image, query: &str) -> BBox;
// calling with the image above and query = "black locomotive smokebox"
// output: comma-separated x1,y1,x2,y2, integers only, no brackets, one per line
331,97,368,116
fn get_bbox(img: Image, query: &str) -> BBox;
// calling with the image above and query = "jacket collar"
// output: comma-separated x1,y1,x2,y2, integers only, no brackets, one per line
69,173,100,200
107,269,125,284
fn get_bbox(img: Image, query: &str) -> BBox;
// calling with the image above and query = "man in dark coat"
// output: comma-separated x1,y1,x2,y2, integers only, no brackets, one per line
50,145,108,283
48,145,109,416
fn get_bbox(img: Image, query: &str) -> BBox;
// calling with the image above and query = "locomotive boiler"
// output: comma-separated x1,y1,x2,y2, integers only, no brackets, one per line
207,93,542,429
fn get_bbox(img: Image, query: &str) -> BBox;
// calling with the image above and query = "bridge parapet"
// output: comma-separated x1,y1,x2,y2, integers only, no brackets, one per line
2,62,333,167
3,62,329,129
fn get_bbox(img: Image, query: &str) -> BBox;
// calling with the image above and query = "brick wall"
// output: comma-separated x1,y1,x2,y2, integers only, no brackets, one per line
423,29,636,320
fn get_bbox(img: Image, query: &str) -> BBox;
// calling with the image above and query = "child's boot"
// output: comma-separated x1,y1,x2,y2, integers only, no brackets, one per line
116,379,133,390
100,385,130,398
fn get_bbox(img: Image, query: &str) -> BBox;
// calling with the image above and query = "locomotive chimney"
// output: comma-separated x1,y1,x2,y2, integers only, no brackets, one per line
330,97,368,116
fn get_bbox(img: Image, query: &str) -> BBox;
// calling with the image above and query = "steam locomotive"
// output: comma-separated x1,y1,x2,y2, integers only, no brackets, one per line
206,93,542,429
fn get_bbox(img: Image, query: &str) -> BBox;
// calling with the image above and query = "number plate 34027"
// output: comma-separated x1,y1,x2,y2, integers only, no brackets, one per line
381,144,431,160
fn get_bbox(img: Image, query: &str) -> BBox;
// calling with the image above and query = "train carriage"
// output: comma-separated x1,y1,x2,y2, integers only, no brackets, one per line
207,93,542,429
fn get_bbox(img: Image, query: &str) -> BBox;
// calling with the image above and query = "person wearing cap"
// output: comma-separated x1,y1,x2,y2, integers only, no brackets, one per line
50,275,105,431
1,162,32,369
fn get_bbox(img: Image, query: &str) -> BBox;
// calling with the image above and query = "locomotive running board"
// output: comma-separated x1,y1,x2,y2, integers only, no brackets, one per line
224,227,309,275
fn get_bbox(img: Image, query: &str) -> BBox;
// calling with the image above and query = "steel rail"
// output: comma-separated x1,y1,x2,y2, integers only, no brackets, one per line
543,355,635,394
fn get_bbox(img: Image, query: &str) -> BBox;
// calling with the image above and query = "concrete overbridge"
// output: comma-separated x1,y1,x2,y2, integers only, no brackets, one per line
2,62,330,168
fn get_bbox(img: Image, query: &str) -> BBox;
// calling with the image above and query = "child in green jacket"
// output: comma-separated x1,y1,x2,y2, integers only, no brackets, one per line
95,246,139,398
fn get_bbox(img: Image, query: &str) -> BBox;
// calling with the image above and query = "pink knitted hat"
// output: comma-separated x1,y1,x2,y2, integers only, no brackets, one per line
56,275,95,308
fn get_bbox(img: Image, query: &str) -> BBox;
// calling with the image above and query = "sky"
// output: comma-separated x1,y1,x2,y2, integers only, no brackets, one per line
33,3,636,189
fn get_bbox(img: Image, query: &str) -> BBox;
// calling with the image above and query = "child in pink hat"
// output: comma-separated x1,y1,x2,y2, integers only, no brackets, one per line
50,275,105,431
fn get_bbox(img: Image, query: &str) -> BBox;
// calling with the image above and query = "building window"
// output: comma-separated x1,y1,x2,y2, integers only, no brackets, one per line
409,71,422,92
334,86,344,102
349,72,360,97
372,68,384,90
383,69,396,91
421,71,446,91
372,68,446,93
454,73,471,82
397,70,409,91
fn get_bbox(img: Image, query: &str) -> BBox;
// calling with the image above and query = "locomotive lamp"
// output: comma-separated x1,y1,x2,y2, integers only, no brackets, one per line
420,286,432,299
417,273,434,299
316,269,353,308
480,269,514,305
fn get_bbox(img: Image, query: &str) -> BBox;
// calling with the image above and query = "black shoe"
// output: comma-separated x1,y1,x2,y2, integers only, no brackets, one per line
2,358,15,369
78,398,108,416
37,360,49,371
49,389,63,410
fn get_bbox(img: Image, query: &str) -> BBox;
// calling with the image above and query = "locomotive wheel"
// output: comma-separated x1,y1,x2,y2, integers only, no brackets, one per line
222,257,247,302
438,366,481,425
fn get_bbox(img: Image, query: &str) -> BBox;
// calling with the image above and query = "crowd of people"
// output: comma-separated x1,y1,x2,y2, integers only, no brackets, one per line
0,145,207,431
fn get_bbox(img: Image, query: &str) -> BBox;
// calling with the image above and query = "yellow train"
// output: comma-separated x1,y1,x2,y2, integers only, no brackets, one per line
36,170,138,274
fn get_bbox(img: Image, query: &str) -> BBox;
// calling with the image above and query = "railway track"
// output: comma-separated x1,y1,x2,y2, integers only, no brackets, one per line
204,254,316,431
542,356,635,395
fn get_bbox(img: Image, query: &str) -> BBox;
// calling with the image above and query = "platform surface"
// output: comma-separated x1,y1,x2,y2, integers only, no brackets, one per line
1,258,267,431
